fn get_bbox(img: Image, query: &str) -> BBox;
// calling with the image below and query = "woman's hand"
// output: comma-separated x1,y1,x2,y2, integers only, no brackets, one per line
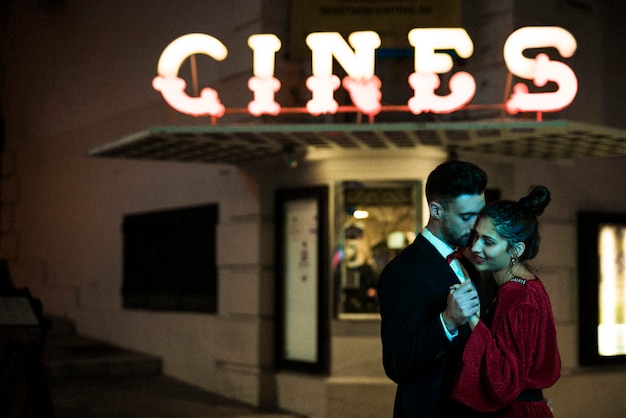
468,314,480,330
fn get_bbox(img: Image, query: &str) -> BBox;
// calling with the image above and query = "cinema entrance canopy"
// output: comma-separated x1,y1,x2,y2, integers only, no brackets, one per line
89,26,626,164
88,119,626,165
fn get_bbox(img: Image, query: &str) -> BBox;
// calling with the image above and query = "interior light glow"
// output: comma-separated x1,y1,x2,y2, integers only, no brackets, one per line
504,26,578,113
387,231,407,249
598,225,626,356
305,31,382,115
247,34,282,116
352,210,369,219
152,33,228,117
406,28,476,114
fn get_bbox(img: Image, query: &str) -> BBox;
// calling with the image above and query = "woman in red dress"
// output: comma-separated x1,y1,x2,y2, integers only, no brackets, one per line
450,185,561,417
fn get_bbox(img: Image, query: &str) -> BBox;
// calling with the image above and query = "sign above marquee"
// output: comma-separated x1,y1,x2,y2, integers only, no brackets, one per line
152,27,578,120
288,0,462,58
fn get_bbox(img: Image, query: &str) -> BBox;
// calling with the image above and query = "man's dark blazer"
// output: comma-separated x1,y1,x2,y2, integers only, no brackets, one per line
378,233,482,418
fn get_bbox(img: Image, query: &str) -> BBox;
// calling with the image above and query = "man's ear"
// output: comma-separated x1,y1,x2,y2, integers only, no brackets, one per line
429,202,443,220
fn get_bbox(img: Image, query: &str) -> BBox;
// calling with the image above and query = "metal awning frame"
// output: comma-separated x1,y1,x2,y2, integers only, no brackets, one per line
88,119,626,164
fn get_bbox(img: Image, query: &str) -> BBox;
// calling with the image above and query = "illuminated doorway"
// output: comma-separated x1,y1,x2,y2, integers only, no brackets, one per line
334,181,422,319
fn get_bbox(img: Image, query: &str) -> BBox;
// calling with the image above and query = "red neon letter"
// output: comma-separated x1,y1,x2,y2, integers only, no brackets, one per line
306,31,382,116
247,34,282,116
407,28,476,114
504,26,578,113
152,33,227,117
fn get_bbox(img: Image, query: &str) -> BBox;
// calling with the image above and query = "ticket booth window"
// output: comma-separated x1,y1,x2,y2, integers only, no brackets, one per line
334,181,421,319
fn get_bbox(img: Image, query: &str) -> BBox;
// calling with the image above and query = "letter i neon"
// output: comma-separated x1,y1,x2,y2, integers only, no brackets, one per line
248,34,282,116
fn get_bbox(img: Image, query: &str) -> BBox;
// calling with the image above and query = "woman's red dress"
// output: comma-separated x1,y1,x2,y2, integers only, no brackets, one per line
450,277,561,417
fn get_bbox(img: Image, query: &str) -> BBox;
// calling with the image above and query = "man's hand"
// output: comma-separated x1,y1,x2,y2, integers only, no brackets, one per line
442,280,480,332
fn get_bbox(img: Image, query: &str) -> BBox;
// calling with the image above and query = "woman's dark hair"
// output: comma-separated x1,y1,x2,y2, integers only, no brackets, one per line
425,160,488,205
478,185,551,261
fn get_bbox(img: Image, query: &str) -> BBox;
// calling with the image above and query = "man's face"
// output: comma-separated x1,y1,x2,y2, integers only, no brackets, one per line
439,193,485,248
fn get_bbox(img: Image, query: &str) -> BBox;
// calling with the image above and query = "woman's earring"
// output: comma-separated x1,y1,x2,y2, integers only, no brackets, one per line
510,257,517,266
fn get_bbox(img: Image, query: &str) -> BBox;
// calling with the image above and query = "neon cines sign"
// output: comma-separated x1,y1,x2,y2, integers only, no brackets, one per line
152,27,578,119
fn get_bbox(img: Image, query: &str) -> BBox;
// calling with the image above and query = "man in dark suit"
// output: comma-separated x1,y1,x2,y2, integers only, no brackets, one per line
378,160,487,418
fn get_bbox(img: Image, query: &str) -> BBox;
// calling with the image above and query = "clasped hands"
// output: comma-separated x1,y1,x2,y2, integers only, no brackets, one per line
442,280,480,332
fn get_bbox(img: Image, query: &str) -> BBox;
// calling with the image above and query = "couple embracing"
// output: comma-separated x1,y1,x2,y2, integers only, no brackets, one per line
378,160,560,418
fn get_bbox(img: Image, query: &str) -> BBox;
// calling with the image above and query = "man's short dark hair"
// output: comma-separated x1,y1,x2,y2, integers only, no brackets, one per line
425,160,487,204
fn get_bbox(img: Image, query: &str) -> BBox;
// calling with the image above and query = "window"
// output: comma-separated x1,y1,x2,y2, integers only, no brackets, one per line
334,181,422,319
578,211,626,365
122,204,218,313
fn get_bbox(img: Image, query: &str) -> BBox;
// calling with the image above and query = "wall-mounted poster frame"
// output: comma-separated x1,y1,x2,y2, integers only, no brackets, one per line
275,186,329,374
578,211,626,366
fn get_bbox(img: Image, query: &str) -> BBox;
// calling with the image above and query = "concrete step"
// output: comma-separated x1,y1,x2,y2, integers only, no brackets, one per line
43,317,162,380
41,317,304,417
50,374,304,418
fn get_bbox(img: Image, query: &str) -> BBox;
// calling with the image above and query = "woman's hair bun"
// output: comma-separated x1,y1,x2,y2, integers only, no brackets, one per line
519,185,551,216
